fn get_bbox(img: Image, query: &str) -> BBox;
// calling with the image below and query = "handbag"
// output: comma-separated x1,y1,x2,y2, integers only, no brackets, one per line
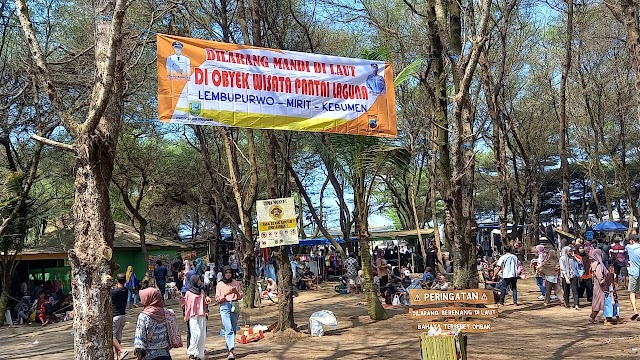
163,309,183,348
576,262,585,278
231,301,241,314
147,309,183,349
517,261,527,279
392,294,401,306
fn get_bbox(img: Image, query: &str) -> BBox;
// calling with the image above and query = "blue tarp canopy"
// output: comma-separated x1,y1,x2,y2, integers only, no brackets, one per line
593,221,627,232
297,237,347,246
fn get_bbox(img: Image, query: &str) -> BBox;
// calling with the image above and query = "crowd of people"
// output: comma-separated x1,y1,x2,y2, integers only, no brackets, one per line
110,257,244,360
6,280,74,326
476,233,640,326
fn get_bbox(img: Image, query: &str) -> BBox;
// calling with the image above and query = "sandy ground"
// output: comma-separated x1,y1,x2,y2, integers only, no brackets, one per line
1,278,640,359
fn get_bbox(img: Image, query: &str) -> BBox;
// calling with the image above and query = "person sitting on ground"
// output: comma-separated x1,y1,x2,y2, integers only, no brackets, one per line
39,295,56,326
483,270,500,290
431,274,450,291
62,294,74,322
401,269,412,288
355,270,364,293
33,291,46,323
301,267,317,290
385,277,401,304
421,268,435,288
390,266,402,285
262,278,278,299
14,296,32,324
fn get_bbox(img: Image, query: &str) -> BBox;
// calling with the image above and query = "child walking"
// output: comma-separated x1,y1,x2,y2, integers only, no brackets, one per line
604,264,626,325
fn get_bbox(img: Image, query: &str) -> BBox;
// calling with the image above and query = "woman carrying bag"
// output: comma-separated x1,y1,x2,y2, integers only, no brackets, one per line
216,265,243,360
134,288,182,360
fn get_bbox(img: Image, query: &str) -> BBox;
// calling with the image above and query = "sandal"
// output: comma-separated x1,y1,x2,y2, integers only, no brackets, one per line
630,313,638,320
589,318,597,324
604,320,613,326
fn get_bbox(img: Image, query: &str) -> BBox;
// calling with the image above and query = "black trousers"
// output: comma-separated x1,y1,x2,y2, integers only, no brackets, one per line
578,278,593,301
379,274,388,297
563,277,580,307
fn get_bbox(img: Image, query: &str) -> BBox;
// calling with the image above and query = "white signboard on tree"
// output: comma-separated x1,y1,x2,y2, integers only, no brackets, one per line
257,197,298,248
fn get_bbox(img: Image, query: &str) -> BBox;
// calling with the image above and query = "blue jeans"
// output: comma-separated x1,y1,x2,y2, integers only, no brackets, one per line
127,288,138,308
535,276,546,296
219,301,239,351
499,277,518,305
157,282,166,299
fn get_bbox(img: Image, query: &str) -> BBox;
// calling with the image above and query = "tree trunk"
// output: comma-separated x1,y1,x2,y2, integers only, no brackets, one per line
264,130,296,331
0,269,12,326
68,1,126,356
239,234,257,309
220,128,258,308
356,196,387,320
70,129,119,359
619,0,640,125
273,247,295,330
558,0,573,232
532,178,542,244
587,166,603,221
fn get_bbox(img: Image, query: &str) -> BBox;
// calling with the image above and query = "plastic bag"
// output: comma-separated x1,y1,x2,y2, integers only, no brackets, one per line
309,310,338,337
392,294,401,306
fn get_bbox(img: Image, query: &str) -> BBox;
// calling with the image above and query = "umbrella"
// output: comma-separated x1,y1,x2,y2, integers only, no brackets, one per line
593,221,627,232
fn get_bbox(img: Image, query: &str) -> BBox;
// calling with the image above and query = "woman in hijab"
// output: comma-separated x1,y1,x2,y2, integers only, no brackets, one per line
216,265,243,360
537,249,562,305
560,246,580,309
532,245,547,300
576,245,593,302
589,248,611,324
126,265,139,309
134,288,172,360
179,274,210,360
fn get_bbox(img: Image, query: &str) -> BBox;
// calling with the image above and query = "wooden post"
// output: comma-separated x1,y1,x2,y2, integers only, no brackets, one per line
411,252,415,273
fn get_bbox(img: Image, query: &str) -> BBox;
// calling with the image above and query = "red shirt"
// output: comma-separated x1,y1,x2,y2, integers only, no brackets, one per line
610,244,627,266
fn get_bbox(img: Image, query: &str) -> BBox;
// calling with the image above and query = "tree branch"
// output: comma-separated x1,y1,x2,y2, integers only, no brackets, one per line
81,0,129,136
30,134,75,152
14,0,79,135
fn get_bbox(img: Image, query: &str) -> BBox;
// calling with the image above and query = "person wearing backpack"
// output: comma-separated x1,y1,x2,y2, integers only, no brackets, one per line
560,246,581,309
134,288,178,360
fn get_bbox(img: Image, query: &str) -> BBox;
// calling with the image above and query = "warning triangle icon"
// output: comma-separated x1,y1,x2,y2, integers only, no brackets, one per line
415,294,421,302
481,293,488,300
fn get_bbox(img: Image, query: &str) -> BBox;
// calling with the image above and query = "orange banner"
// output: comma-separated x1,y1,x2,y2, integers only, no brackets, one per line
157,34,397,137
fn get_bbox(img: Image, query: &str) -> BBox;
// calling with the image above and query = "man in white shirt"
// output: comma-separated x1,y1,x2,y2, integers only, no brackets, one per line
166,41,191,80
496,245,520,306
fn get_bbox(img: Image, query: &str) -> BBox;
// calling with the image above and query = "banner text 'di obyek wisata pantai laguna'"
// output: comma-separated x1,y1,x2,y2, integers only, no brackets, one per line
157,34,397,137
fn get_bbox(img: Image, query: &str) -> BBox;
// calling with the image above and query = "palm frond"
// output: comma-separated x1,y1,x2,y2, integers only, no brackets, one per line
394,58,423,87
360,47,392,61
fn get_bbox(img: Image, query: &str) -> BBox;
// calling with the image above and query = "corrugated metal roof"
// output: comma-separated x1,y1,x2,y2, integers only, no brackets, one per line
23,222,189,255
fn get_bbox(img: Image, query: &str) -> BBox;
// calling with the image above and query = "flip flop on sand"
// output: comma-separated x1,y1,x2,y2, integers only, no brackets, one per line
631,313,638,320
119,350,128,360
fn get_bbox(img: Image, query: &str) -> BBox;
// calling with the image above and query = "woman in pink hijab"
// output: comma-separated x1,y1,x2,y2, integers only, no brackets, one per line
134,288,172,360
